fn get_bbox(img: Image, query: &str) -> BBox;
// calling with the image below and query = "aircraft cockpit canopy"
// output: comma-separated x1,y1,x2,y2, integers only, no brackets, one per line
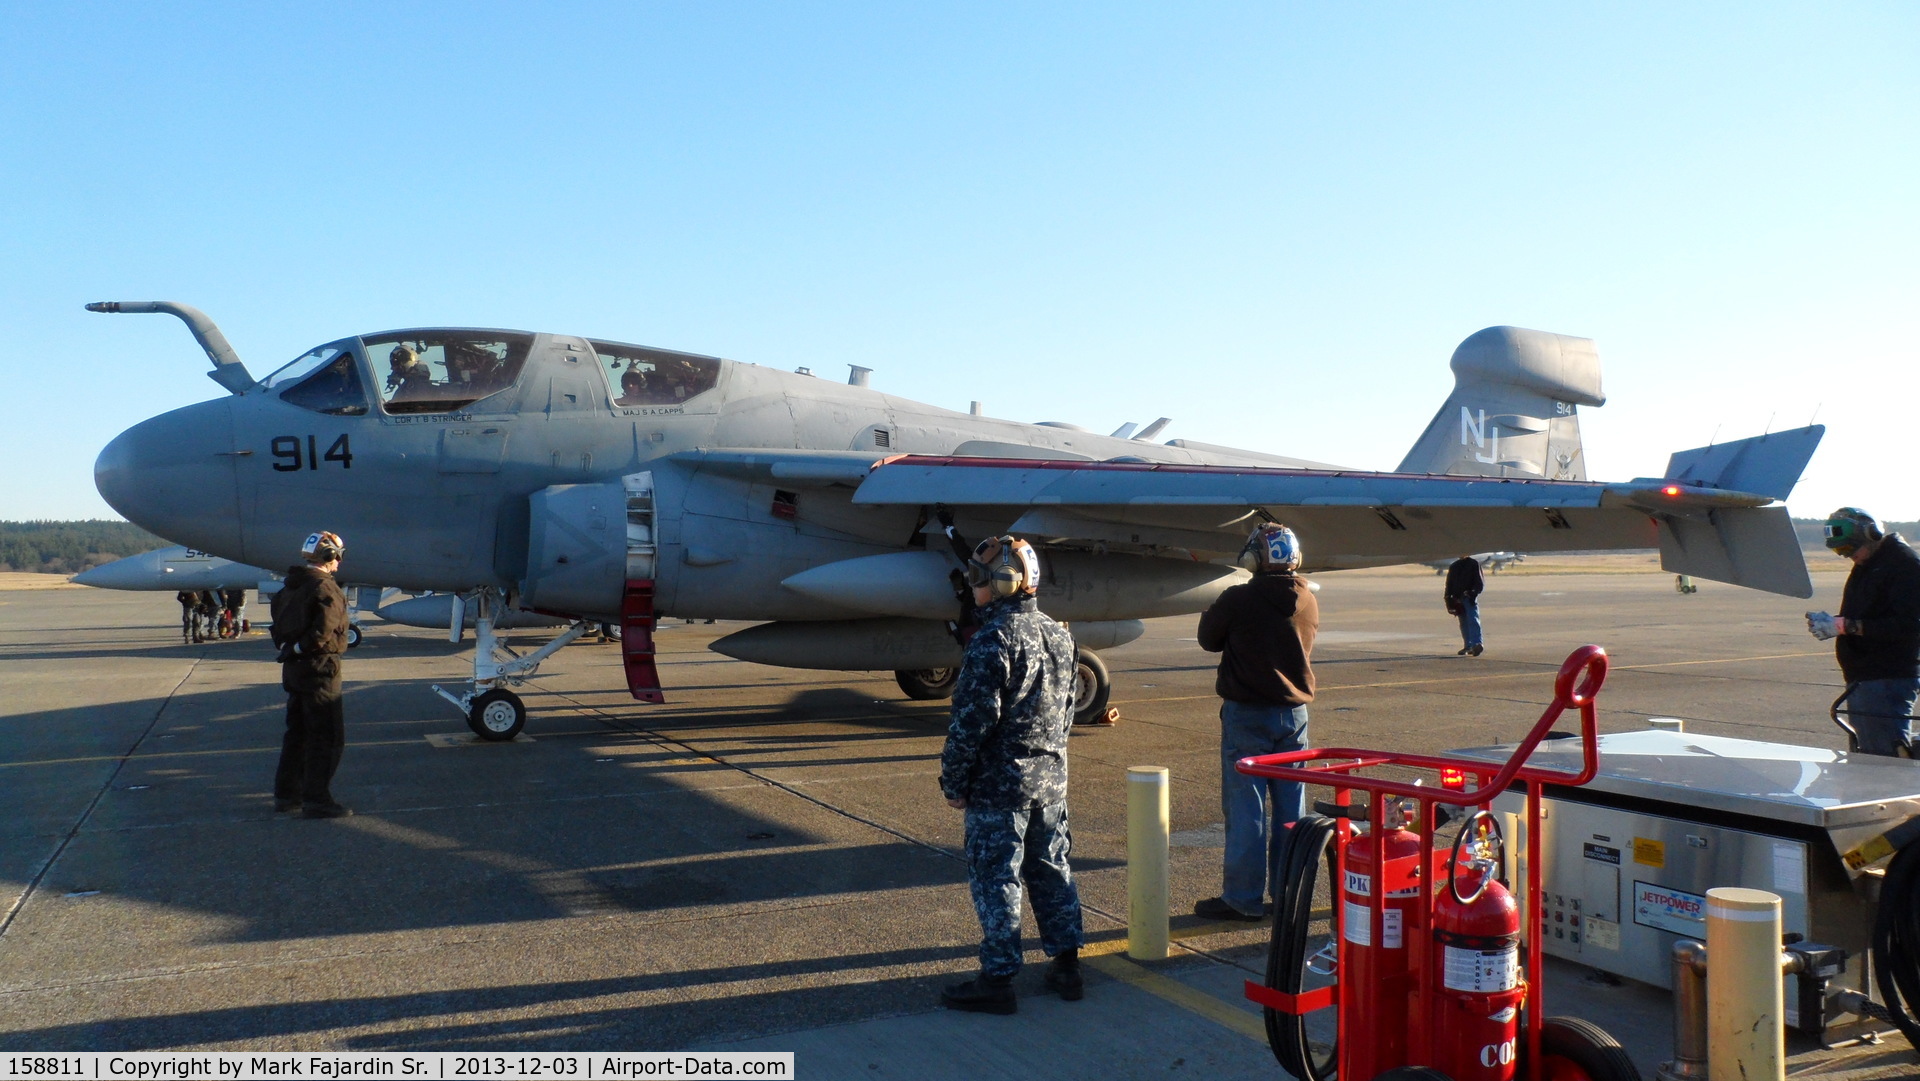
592,340,722,407
262,341,369,416
364,332,535,414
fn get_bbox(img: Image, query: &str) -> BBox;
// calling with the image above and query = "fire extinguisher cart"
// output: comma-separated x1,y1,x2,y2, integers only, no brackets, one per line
1242,645,1640,1081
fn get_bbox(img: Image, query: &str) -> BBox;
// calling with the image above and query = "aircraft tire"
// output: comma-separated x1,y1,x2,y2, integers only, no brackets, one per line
894,668,958,700
1533,1016,1640,1081
468,689,526,741
346,624,363,649
1071,647,1111,726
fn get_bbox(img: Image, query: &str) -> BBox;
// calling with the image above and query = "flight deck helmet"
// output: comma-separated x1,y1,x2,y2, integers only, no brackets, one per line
1238,523,1302,573
966,535,1041,598
301,531,346,565
1823,508,1883,558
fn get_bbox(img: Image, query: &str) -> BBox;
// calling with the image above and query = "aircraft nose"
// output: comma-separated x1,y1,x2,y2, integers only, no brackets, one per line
70,555,153,589
95,399,242,555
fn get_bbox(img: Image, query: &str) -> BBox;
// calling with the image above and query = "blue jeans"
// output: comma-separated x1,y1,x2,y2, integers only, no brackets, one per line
1220,699,1310,915
1456,596,1482,649
1842,678,1919,757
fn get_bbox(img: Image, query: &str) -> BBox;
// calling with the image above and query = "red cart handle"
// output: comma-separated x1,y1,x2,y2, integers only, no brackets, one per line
1555,643,1608,708
1236,644,1610,803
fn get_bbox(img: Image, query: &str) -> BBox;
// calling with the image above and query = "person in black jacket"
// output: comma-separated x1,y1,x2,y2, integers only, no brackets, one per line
1192,523,1317,922
270,531,354,817
1807,508,1920,756
1445,555,1485,656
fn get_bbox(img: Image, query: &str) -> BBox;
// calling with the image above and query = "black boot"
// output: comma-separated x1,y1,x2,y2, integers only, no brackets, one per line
941,972,1016,1014
1044,949,1083,1001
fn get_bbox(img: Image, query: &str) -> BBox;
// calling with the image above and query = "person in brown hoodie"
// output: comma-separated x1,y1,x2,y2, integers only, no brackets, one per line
1193,523,1317,921
270,530,353,818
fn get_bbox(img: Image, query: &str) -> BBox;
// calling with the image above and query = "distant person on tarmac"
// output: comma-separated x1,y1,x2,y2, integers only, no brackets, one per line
1806,508,1920,757
1193,523,1317,922
937,535,1084,1015
220,587,248,636
1445,555,1485,657
270,531,354,818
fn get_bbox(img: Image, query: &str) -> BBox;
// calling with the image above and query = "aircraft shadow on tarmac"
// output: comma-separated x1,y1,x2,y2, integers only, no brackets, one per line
7,681,1117,954
0,947,1032,1051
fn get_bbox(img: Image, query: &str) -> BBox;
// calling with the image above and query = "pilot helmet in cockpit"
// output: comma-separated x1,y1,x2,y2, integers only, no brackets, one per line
620,361,647,399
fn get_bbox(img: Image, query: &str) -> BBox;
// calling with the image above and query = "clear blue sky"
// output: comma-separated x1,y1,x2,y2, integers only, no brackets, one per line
3,4,1914,522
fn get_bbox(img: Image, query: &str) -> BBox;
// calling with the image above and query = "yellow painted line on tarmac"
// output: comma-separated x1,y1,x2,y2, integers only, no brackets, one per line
1083,952,1266,1043
1114,650,1833,706
1075,915,1328,1042
1613,651,1827,669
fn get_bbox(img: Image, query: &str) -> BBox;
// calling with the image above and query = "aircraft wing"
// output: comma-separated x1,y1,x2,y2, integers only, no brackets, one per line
849,426,1823,598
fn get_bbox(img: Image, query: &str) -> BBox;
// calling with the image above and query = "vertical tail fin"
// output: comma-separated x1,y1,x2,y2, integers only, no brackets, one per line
1396,326,1605,480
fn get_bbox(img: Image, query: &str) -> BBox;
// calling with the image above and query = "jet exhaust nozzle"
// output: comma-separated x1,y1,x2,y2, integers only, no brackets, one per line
87,300,257,394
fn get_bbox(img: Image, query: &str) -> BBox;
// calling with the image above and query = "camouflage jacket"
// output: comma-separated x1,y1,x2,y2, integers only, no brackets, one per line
939,594,1077,810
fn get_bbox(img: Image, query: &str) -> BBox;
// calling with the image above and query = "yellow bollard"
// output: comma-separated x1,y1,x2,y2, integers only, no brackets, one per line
1127,766,1171,960
1705,887,1784,1081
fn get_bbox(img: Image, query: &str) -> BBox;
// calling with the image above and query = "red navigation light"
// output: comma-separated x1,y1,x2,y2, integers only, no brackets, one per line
1440,766,1467,790
1662,485,1681,496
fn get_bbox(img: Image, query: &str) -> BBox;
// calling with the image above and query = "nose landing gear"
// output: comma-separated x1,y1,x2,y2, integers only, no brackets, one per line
432,586,592,741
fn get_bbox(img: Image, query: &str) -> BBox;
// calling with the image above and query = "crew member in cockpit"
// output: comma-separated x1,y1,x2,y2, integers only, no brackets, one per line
618,362,648,405
386,346,435,401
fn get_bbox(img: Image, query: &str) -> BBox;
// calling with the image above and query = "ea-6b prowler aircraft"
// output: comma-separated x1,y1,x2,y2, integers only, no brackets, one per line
89,301,1823,740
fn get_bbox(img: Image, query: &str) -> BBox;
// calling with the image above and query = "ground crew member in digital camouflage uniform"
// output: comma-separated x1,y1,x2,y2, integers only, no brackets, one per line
1807,508,1920,757
938,535,1085,1014
1193,523,1317,922
270,530,354,818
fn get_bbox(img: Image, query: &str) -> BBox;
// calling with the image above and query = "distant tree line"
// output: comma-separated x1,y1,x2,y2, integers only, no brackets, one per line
0,520,170,575
1793,517,1918,550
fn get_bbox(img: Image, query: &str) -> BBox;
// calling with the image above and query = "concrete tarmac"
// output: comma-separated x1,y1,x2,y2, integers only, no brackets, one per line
1,560,1914,1077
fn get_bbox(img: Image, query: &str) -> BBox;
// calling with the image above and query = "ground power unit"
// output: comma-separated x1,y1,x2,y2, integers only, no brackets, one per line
1453,727,1920,1029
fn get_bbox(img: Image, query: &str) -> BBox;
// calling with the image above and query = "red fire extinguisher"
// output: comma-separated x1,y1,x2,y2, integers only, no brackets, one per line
1341,798,1423,1079
1430,811,1525,1080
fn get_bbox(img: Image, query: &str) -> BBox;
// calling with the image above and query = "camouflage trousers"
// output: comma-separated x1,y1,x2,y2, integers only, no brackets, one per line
964,800,1084,977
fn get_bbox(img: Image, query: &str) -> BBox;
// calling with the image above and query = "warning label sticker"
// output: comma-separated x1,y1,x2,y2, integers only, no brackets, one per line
1342,901,1404,948
1633,838,1666,868
1443,944,1518,992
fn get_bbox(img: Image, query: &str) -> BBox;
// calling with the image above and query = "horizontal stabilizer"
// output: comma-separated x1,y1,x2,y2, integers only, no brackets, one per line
1658,504,1812,598
1663,425,1824,502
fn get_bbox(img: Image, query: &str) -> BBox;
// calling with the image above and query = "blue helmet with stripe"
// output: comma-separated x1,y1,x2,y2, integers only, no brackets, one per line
1238,523,1301,573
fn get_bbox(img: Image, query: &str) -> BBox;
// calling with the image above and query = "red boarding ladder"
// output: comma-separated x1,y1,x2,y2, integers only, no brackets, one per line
621,578,664,703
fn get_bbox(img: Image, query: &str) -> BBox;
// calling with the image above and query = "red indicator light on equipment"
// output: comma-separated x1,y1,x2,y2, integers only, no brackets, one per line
1440,767,1466,790
1662,485,1681,496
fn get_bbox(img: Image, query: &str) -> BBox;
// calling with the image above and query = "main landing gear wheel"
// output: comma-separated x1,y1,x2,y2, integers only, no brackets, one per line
467,689,526,741
1536,1016,1641,1081
345,624,363,649
894,668,958,700
1071,647,1111,726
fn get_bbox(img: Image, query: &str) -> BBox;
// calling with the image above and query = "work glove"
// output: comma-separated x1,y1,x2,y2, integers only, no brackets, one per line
1806,611,1838,641
934,503,957,533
